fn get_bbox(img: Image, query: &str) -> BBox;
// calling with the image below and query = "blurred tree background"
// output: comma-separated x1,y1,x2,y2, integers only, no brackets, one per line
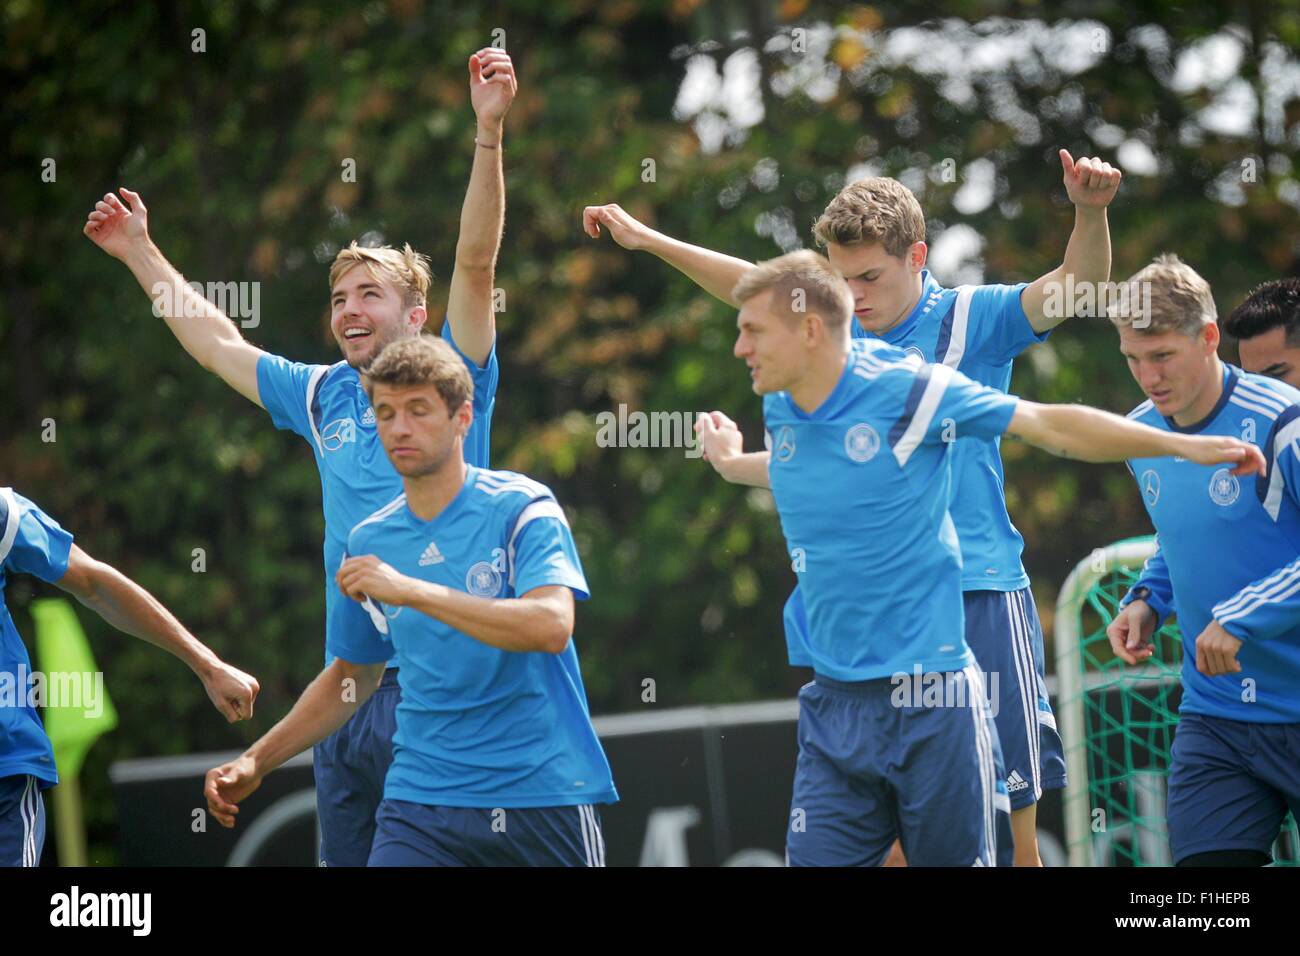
2,0,1298,859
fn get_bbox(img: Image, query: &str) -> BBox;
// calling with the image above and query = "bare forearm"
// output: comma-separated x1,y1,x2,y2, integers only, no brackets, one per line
640,232,754,306
455,122,506,268
118,240,263,405
246,661,380,774
716,451,771,488
407,582,569,654
1026,206,1111,332
444,123,506,365
67,563,221,681
1010,402,1185,462
121,241,246,368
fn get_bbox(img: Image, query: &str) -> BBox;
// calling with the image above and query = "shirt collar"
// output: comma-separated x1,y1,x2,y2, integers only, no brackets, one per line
871,270,944,347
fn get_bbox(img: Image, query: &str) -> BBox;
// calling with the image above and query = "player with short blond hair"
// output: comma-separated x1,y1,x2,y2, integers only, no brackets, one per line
1108,256,1300,866
586,149,1123,864
84,47,517,866
695,251,1262,866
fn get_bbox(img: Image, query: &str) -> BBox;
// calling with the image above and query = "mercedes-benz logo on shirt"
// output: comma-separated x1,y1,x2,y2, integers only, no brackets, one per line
904,346,926,362
773,426,796,463
322,417,357,451
1208,468,1240,507
844,423,880,463
1140,469,1160,506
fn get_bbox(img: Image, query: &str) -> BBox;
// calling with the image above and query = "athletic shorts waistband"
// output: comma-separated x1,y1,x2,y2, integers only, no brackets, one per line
812,672,966,697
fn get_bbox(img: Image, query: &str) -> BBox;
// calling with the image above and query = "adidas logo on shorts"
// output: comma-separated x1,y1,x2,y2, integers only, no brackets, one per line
1007,770,1030,792
419,541,445,566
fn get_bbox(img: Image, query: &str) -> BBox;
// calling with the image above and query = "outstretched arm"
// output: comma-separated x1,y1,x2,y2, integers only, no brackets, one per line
583,203,754,306
84,189,266,406
1006,401,1265,472
1019,150,1122,333
56,544,260,722
445,48,517,367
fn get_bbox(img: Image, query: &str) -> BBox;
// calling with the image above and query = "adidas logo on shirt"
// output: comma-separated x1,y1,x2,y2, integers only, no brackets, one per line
418,541,444,566
1007,770,1030,792
361,407,376,426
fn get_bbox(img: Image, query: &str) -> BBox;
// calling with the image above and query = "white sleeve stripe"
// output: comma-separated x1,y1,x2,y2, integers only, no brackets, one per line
305,365,330,455
1229,395,1282,420
1236,381,1288,412
1274,418,1300,459
509,500,569,549
1264,418,1300,519
361,596,390,635
0,488,22,565
506,499,570,587
1214,559,1300,616
892,364,954,468
1215,575,1300,626
1213,557,1300,621
940,286,975,369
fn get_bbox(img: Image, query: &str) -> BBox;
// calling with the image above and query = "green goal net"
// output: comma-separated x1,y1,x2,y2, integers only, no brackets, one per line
1054,536,1299,867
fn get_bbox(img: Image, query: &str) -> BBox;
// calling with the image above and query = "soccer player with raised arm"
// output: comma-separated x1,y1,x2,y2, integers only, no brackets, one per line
202,336,616,866
83,49,516,866
1224,278,1300,390
693,251,1262,866
1,487,258,867
586,150,1122,864
1106,255,1300,867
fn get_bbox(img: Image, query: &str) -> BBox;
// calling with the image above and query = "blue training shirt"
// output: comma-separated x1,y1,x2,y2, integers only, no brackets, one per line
852,270,1044,590
330,466,618,809
0,489,74,788
256,322,498,665
766,338,1021,681
1121,365,1300,723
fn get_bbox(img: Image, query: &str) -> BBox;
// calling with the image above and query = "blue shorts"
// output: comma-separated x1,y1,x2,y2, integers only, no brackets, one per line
1168,712,1300,864
964,587,1067,811
368,799,607,866
313,667,400,867
0,775,45,868
786,668,1012,866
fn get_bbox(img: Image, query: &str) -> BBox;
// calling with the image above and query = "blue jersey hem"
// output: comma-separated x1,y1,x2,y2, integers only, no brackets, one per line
384,786,620,808
809,651,976,683
961,572,1030,593
0,762,58,788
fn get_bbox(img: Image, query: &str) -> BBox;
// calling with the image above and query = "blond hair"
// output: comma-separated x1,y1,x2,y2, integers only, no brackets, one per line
812,177,926,257
732,250,854,331
362,335,473,412
1108,253,1216,336
329,241,432,309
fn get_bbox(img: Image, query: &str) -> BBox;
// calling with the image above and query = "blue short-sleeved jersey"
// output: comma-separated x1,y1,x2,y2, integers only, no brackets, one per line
765,338,1020,680
0,489,74,787
853,271,1043,590
1121,366,1300,722
256,322,498,664
332,467,618,809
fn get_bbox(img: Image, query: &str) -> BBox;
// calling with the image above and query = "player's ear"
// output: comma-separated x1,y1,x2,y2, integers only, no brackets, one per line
455,399,473,435
908,241,928,273
1203,321,1220,354
406,304,428,331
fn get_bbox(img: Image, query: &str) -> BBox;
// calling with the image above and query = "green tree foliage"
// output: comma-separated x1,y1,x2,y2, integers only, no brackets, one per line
3,0,1299,857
